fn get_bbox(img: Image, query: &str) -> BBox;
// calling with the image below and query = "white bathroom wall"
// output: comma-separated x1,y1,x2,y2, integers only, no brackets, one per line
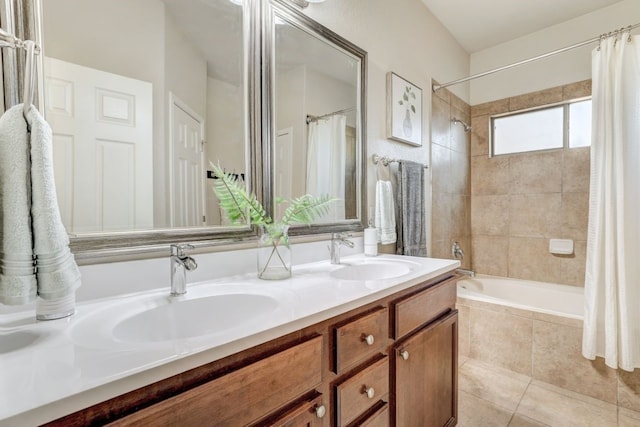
470,0,640,105
303,0,470,254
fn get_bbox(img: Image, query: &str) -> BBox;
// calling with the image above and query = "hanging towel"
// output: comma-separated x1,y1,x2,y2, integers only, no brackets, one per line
0,104,80,309
26,106,81,303
395,161,427,257
0,106,37,305
375,180,396,244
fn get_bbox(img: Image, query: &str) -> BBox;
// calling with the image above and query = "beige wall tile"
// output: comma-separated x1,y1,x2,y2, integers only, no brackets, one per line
516,382,617,427
472,195,509,236
431,142,451,194
456,296,534,319
450,195,468,238
451,92,471,116
451,105,471,154
471,115,490,157
531,311,582,328
469,307,533,375
432,191,451,242
619,407,640,427
509,150,563,194
430,239,450,260
509,86,563,111
508,237,562,283
472,236,508,276
451,236,471,269
450,149,470,195
459,359,530,411
563,147,590,193
471,98,510,117
472,155,510,196
561,192,589,241
431,94,451,148
563,80,592,100
619,369,640,412
559,240,586,287
532,321,617,403
509,193,562,238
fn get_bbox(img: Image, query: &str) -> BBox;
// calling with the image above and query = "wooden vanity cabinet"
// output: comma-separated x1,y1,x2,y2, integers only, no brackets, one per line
46,272,457,427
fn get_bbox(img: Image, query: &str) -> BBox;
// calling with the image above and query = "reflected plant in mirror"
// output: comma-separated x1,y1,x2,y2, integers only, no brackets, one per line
42,0,249,234
211,164,335,279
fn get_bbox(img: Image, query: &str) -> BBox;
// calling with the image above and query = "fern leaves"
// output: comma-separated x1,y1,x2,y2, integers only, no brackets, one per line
211,163,270,226
211,163,337,230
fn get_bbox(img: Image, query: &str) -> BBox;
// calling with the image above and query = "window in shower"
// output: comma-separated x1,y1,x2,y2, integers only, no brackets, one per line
491,98,592,156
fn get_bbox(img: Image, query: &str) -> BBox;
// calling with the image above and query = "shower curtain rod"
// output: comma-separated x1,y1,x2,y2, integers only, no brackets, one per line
432,22,640,92
306,107,356,124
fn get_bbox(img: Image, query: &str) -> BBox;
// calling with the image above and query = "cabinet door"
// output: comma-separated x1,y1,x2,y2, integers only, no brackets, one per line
393,310,457,427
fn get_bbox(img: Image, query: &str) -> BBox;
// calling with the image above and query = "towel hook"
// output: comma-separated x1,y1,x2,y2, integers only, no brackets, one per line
22,40,36,119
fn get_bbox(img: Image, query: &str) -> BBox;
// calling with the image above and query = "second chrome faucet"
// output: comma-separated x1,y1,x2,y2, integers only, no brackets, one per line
170,244,198,296
330,232,355,264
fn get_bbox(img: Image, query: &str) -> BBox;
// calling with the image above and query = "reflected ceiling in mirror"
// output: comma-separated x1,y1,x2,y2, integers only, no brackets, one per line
41,0,249,234
272,5,363,225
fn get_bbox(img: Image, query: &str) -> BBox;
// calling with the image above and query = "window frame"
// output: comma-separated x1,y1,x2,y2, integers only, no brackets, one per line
489,96,591,157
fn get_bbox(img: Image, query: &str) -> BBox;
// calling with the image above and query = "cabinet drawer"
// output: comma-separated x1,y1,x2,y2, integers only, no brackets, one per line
334,307,388,373
108,336,323,426
335,357,389,426
252,394,326,427
358,403,389,427
392,276,456,339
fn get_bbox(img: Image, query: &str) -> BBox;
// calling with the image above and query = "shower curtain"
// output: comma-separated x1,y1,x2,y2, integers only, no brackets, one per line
583,32,640,371
306,115,346,220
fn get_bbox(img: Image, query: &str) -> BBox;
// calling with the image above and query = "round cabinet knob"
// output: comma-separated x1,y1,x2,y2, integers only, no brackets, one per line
399,349,409,360
363,386,375,399
363,334,375,346
314,404,326,419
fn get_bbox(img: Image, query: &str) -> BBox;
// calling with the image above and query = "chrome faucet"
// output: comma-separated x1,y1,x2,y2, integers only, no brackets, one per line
330,232,355,264
451,241,464,259
170,244,198,296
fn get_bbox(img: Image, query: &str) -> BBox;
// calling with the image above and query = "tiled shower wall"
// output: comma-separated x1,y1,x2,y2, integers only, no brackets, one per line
469,80,591,286
431,83,471,269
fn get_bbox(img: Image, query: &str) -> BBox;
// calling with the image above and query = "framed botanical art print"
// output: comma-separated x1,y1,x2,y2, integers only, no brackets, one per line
386,72,422,146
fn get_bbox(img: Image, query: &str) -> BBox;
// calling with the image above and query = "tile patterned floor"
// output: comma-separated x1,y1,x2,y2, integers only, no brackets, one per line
458,357,640,427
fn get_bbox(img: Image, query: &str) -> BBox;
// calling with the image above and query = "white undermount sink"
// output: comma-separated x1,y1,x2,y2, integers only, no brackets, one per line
112,294,279,343
330,259,417,281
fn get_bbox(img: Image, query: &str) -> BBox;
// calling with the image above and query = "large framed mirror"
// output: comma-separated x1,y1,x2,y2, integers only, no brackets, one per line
265,0,367,235
3,0,367,260
26,0,261,257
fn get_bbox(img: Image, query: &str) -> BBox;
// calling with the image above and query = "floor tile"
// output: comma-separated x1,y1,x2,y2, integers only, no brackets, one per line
459,359,530,411
516,381,617,427
508,414,549,427
458,390,513,427
619,407,640,427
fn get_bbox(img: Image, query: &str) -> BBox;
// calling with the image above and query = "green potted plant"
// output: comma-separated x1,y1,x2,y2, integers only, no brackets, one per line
211,163,336,279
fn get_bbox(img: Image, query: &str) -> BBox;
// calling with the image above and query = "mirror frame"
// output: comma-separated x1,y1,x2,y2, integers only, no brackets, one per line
264,0,368,236
2,0,367,261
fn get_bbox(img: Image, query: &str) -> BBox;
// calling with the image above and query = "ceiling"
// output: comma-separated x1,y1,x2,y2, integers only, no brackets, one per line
421,0,625,53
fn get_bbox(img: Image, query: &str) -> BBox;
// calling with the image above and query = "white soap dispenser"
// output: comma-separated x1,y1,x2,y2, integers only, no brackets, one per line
364,214,378,257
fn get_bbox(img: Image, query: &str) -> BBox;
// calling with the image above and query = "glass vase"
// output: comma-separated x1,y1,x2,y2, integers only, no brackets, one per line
257,224,291,280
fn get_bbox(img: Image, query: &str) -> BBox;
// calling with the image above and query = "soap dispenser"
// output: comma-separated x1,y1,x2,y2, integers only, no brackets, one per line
364,215,378,257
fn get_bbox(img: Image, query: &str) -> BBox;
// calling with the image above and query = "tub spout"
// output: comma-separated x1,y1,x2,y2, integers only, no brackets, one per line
456,268,475,278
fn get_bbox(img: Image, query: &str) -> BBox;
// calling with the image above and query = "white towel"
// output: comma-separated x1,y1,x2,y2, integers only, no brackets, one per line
0,104,80,312
26,106,81,305
375,180,397,244
0,105,37,305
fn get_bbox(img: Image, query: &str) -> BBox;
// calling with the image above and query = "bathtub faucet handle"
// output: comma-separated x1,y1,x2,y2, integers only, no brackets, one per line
452,241,464,260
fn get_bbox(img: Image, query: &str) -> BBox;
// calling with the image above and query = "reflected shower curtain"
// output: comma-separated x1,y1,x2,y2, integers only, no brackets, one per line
306,115,346,220
583,32,640,371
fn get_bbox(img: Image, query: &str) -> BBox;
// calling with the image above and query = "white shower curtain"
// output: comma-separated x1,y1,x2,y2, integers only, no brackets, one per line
306,115,346,220
583,32,640,371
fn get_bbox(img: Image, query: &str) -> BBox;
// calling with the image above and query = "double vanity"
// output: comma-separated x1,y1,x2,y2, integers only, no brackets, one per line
1,253,459,426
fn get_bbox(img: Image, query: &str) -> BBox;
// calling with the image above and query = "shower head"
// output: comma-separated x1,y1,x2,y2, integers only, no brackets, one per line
452,118,472,132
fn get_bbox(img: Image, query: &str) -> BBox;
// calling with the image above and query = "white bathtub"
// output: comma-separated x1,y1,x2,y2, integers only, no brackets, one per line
457,274,583,320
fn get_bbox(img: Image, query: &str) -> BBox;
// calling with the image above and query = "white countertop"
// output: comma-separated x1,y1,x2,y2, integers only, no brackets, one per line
0,254,458,426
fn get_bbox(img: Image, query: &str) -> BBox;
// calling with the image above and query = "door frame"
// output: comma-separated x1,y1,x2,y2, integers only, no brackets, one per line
168,91,206,227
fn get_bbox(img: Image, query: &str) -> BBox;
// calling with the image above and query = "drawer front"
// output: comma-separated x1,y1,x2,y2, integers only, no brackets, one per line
359,404,389,427
108,336,323,427
334,307,388,373
393,276,456,339
335,357,389,426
